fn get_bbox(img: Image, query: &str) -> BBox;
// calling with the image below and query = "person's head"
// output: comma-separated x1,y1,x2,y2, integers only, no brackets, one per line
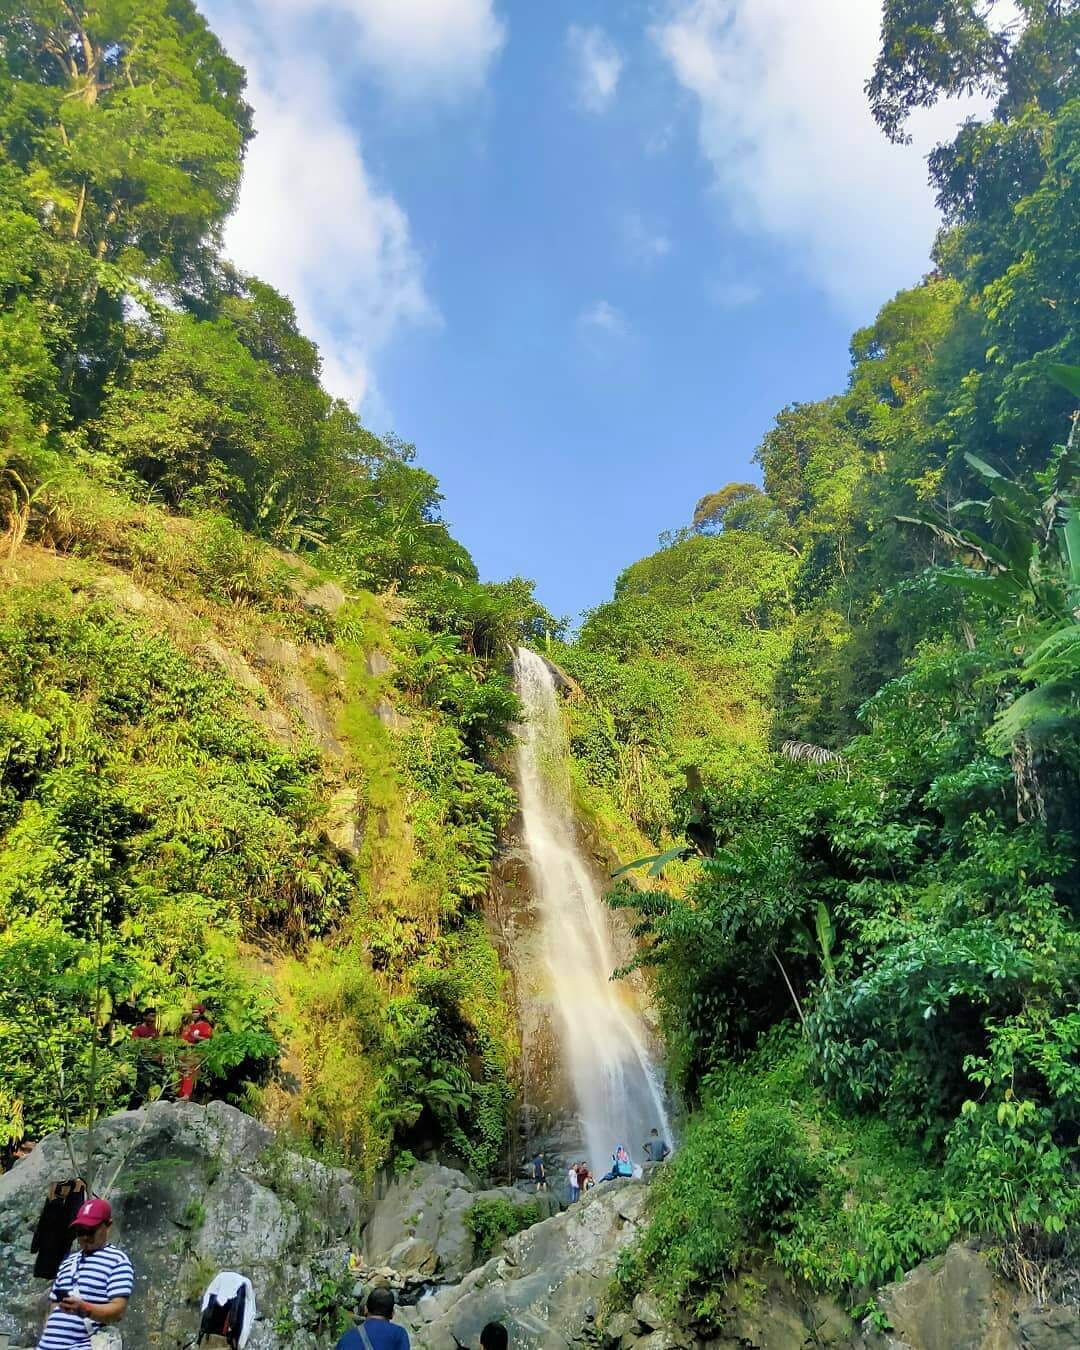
140,1008,157,1026
650,1128,659,1137
366,1287,395,1320
480,1321,508,1350
191,1002,206,1018
70,1197,113,1255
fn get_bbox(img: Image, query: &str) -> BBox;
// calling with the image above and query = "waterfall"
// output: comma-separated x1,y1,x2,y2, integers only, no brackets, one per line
512,646,672,1173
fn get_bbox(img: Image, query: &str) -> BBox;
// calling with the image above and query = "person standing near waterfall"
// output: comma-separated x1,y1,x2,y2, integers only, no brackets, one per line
567,1163,580,1204
643,1128,671,1163
532,1152,547,1192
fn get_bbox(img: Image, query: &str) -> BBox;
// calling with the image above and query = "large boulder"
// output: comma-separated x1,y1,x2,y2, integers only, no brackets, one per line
855,1243,1080,1350
0,1101,362,1349
362,1162,534,1283
402,1178,648,1349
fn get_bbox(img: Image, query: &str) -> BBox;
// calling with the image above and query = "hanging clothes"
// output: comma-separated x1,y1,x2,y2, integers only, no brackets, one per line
198,1270,256,1349
31,1178,87,1279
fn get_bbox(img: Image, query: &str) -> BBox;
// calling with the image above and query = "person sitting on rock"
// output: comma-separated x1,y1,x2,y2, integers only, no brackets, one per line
480,1323,508,1350
38,1196,133,1350
642,1128,671,1164
601,1145,633,1182
336,1287,409,1350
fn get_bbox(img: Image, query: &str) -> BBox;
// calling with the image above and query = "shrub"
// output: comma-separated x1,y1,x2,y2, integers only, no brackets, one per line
465,1197,540,1261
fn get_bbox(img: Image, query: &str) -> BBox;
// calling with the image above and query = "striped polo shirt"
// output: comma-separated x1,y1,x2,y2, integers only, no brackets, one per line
38,1245,134,1350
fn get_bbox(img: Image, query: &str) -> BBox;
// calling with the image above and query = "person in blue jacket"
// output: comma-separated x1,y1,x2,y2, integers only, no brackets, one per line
336,1287,409,1350
600,1144,633,1181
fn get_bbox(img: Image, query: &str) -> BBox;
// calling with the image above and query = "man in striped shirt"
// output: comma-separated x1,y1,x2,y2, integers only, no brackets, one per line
38,1197,133,1350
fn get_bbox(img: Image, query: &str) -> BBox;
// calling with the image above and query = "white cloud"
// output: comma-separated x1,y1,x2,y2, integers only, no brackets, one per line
224,63,436,407
578,300,631,341
621,211,673,268
200,0,503,411
653,0,989,318
253,0,505,99
567,24,623,112
708,278,761,308
318,0,504,98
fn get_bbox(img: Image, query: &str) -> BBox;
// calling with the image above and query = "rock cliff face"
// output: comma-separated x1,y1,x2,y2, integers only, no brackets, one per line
0,1101,361,1349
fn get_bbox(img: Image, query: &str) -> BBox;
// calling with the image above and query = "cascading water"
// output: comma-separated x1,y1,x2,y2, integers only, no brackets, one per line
512,646,672,1173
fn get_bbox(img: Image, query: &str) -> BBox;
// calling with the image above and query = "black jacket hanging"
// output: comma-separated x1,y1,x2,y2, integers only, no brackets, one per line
31,1178,87,1279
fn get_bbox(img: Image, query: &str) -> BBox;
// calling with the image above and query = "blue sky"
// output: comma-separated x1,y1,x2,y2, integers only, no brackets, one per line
201,0,980,623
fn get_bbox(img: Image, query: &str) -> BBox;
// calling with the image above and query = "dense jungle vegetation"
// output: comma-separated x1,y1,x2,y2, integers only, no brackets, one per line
0,0,556,1177
557,0,1080,1322
1,0,1078,1328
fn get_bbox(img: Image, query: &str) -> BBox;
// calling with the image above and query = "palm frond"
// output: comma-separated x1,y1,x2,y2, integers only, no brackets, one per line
781,740,842,767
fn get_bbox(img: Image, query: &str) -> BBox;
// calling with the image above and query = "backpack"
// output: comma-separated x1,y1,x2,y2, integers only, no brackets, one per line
198,1282,248,1348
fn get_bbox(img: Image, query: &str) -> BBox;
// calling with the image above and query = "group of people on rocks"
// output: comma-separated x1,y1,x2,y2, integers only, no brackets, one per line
129,1002,214,1104
32,1201,511,1350
533,1127,672,1200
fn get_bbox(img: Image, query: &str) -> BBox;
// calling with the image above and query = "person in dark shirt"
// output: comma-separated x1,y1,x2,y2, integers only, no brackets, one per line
129,1008,161,1108
642,1128,671,1163
335,1287,409,1350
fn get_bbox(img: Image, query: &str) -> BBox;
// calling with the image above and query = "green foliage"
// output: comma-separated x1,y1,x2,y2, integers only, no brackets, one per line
299,1270,354,1339
624,1037,953,1325
0,585,362,1135
571,2,1080,1310
465,1197,541,1261
0,0,522,1183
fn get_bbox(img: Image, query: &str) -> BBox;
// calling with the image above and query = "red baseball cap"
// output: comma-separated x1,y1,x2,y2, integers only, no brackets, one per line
71,1197,112,1229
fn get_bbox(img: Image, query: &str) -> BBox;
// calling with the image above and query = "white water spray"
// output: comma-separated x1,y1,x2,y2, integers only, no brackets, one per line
512,646,672,1172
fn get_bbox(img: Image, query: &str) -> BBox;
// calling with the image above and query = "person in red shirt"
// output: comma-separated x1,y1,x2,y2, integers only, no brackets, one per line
177,1004,213,1100
129,1009,161,1108
130,1009,159,1041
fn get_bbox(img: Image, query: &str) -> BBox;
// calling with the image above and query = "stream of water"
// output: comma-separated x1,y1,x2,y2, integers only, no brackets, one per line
512,646,672,1174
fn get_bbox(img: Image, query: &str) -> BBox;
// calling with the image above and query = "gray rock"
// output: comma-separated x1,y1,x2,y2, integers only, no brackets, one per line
325,785,365,856
635,1332,689,1350
0,1102,363,1350
632,1289,664,1331
1017,1304,1080,1349
373,697,408,732
297,580,347,614
387,1238,439,1278
361,1163,532,1283
878,1244,1020,1350
406,1179,649,1350
600,1309,637,1347
366,651,392,677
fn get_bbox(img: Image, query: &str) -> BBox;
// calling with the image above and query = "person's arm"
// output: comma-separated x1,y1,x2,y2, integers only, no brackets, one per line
59,1295,129,1324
